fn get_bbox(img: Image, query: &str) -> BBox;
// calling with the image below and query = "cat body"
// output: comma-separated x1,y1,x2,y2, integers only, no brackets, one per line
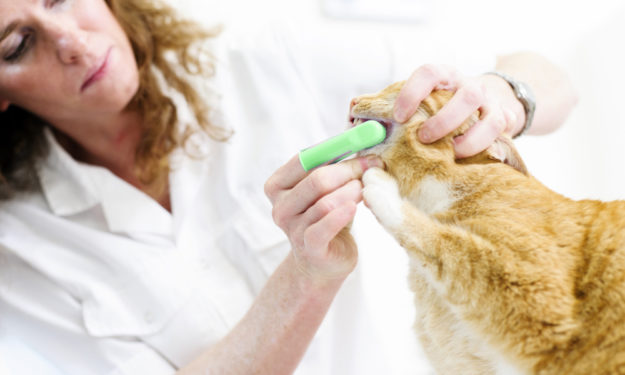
352,82,625,374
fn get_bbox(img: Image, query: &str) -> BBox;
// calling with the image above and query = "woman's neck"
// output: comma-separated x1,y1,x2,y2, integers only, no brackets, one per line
52,110,171,212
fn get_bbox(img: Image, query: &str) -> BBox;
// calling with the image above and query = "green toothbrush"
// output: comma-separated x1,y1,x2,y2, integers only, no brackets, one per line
299,120,387,171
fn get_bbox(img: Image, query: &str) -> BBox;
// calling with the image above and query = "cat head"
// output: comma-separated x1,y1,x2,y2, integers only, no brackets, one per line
350,81,527,190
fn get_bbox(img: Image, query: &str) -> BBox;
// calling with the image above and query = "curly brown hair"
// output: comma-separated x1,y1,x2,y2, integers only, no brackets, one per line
0,0,226,200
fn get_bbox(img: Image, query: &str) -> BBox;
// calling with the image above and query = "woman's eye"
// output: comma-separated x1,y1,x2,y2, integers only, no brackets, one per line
4,34,32,62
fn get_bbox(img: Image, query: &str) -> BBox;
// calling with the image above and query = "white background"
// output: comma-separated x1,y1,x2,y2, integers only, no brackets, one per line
170,1,625,373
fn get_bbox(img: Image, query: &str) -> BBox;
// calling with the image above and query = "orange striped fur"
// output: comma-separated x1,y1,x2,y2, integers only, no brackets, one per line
353,82,625,375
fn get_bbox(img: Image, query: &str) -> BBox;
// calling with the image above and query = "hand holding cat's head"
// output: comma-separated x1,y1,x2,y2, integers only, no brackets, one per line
350,81,527,187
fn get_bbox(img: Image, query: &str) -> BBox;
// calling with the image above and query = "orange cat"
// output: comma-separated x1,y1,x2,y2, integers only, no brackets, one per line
351,82,625,374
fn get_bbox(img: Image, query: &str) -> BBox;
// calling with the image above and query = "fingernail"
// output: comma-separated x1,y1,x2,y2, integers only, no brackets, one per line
366,156,385,169
452,136,469,159
394,106,407,123
452,136,460,145
419,127,431,143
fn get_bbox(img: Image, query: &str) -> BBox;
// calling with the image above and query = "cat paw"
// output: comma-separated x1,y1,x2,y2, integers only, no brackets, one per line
362,168,404,230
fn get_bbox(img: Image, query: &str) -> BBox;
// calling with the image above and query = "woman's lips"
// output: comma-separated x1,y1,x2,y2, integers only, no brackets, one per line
81,48,111,92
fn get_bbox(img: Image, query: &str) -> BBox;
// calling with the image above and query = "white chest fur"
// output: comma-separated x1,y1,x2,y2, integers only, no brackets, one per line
409,175,458,215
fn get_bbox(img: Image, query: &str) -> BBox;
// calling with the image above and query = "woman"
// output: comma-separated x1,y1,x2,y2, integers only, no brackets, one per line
0,0,577,373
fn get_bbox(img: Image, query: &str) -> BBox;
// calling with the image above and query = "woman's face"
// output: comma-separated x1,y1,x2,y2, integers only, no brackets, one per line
0,0,139,124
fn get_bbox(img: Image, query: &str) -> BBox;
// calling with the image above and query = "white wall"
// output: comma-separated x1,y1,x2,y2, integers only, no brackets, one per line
174,0,625,199
171,1,625,373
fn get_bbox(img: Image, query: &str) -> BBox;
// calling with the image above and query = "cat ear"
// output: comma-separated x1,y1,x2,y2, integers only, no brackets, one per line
485,136,529,175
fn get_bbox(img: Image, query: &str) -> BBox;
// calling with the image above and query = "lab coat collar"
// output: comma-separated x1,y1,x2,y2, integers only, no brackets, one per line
85,165,174,237
38,127,100,216
38,127,174,237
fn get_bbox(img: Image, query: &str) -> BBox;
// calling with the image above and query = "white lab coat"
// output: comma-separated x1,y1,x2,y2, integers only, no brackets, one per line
0,22,490,374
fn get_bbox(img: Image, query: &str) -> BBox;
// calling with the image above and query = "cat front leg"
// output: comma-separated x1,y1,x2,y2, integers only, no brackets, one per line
361,167,406,231
363,167,521,373
362,167,452,256
364,166,515,316
363,167,494,300
362,167,576,373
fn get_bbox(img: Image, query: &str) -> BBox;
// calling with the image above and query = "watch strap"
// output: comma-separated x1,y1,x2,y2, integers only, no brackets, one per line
484,71,536,138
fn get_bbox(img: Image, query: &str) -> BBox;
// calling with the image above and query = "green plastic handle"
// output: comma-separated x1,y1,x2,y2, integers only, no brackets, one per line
299,120,386,171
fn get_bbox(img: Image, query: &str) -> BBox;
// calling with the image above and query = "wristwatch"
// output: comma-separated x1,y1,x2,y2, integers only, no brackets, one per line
485,71,536,138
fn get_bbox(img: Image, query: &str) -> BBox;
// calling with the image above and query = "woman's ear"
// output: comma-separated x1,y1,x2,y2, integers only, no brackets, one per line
0,100,9,112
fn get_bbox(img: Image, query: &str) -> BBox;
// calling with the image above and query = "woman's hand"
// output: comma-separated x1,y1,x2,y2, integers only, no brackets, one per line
264,155,384,284
393,64,525,158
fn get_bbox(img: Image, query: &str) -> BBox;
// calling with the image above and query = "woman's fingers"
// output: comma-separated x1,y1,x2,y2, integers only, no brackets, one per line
264,154,307,204
264,153,384,282
453,106,508,158
290,201,358,281
302,179,363,227
270,156,382,231
394,64,460,123
289,179,363,250
392,64,522,159
418,81,485,143
303,201,357,257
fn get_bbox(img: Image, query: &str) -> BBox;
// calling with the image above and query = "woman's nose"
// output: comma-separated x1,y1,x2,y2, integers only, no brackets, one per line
47,21,88,64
